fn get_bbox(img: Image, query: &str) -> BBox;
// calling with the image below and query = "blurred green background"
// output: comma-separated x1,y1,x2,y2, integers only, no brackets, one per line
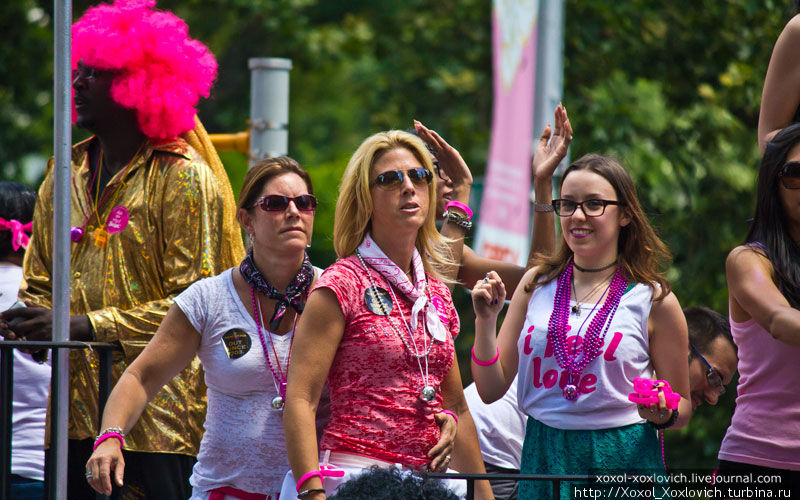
3,0,794,472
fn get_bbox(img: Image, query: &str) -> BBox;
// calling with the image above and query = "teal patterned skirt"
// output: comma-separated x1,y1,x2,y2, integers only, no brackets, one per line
519,418,666,500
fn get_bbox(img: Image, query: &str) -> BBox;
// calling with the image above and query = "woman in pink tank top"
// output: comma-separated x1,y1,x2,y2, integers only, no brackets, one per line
722,123,800,495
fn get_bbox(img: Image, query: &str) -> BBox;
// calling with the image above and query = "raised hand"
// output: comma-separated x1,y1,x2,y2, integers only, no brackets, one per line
532,103,573,181
413,120,473,190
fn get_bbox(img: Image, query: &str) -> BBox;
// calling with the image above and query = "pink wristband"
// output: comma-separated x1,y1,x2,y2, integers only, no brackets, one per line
471,345,499,366
296,470,322,493
439,409,458,424
93,432,124,452
445,200,473,220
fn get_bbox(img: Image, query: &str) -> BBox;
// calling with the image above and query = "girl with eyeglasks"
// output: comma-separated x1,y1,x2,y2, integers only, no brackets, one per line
87,157,321,499
470,154,691,499
718,124,800,492
283,130,493,500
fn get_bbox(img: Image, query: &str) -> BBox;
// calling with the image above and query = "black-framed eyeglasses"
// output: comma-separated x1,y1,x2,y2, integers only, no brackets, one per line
371,167,433,190
779,161,800,189
552,199,623,217
690,343,726,395
252,194,317,212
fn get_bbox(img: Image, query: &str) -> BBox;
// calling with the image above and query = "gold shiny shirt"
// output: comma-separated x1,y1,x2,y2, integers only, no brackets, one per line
22,137,238,454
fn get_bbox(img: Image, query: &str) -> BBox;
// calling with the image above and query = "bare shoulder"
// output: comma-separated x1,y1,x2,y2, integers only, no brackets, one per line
649,288,682,317
786,14,800,35
726,244,773,276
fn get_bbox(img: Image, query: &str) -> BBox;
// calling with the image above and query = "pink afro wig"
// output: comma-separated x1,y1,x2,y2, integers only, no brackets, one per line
71,0,217,139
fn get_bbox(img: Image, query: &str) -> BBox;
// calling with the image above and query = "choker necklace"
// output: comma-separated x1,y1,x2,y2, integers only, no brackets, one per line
573,260,617,273
356,250,437,402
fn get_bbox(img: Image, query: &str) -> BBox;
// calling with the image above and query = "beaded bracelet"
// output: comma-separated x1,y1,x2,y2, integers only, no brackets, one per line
96,427,125,440
439,409,458,424
93,432,124,451
442,210,473,231
444,200,473,219
471,345,499,366
650,409,679,430
297,488,325,499
296,471,323,493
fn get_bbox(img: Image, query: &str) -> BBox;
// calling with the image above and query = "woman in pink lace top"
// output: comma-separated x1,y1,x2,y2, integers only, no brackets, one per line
283,130,492,500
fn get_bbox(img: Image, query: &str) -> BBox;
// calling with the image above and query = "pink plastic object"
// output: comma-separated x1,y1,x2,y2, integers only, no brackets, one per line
627,377,680,410
445,200,473,219
92,432,124,451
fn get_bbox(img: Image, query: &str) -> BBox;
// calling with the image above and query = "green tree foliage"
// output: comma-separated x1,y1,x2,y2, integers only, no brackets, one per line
4,0,796,471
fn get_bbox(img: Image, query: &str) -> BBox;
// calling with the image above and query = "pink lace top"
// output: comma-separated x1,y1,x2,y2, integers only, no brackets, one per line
312,256,459,468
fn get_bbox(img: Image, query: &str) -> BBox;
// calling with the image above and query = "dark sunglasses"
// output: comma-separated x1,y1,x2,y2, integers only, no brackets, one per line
690,343,726,395
779,161,800,189
371,167,433,190
252,194,317,212
552,199,623,217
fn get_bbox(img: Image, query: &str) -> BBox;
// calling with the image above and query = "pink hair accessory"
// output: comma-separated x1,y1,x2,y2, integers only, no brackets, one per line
295,466,344,493
92,432,124,451
71,0,217,139
627,377,680,410
0,218,32,251
444,201,473,220
439,409,458,424
471,345,499,366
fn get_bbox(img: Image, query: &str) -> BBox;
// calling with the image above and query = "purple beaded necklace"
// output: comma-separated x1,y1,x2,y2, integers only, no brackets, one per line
547,260,628,401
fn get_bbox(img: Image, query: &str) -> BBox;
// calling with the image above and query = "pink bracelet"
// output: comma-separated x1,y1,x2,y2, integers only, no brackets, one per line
445,201,473,220
93,432,124,452
296,470,322,493
439,410,458,424
471,345,499,366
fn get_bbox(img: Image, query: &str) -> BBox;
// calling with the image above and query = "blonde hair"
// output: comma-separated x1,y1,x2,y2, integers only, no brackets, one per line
333,130,455,281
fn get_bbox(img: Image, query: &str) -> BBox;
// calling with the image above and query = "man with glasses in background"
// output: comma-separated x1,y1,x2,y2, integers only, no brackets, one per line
684,306,738,410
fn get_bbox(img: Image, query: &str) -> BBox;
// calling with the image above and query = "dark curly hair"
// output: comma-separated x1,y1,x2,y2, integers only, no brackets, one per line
0,182,36,261
327,467,459,500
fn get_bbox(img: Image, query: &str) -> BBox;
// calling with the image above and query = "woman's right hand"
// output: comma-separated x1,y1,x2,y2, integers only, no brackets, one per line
471,271,506,320
86,439,125,495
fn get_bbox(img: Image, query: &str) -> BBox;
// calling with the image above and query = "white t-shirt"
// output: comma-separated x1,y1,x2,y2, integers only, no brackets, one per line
517,279,654,429
175,268,297,498
463,377,526,470
0,264,51,481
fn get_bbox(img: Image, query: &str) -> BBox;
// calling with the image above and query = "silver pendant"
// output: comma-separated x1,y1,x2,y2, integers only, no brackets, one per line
420,385,436,402
271,395,285,410
571,304,581,316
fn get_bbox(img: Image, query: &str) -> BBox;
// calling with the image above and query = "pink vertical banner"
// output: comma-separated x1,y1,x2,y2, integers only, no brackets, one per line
475,0,539,266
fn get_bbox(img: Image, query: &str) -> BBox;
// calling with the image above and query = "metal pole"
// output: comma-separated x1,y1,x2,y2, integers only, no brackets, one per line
248,57,292,164
532,0,566,164
51,0,72,498
0,347,12,500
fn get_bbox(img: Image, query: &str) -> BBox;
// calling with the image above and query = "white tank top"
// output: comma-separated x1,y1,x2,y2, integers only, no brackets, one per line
517,278,654,430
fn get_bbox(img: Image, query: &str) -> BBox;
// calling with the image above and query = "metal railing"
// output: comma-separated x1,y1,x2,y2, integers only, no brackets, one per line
425,472,593,500
0,340,117,500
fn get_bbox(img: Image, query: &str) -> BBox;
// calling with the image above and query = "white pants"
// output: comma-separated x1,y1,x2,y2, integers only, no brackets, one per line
279,451,467,499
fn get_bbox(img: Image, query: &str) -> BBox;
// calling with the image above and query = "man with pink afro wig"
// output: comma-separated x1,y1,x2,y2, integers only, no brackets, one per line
0,0,244,497
71,0,217,140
